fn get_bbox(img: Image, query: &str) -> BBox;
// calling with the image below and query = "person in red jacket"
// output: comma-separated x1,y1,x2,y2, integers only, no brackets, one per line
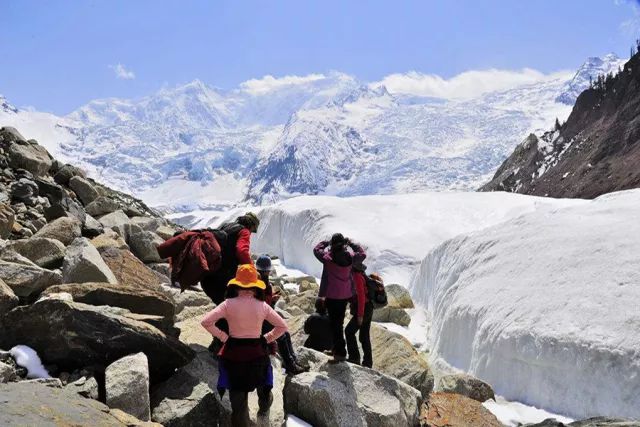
345,260,374,368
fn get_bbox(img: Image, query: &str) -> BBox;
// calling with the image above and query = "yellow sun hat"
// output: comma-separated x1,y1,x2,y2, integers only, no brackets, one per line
227,264,266,290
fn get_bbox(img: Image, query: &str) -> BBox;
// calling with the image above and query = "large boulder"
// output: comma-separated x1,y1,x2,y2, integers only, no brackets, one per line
285,348,422,427
91,231,129,251
44,196,86,225
0,299,194,382
371,306,412,326
6,142,52,176
62,238,118,284
0,126,27,143
385,284,415,309
371,325,434,398
99,247,163,291
85,196,120,217
420,392,502,427
0,278,18,315
43,282,175,319
82,214,104,237
98,210,131,237
287,290,317,314
0,203,14,239
53,164,85,186
131,216,166,232
0,361,17,383
3,237,65,269
0,261,62,299
106,353,151,421
437,373,495,403
35,178,64,205
129,230,165,263
0,381,160,426
34,216,82,246
69,176,99,205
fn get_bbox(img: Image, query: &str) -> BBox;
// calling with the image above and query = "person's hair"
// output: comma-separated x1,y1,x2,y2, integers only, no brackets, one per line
369,273,384,284
226,285,266,301
314,298,327,315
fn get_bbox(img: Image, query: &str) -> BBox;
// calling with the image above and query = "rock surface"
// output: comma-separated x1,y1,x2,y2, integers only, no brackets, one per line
85,196,120,217
99,247,163,291
3,237,65,268
371,306,412,326
0,381,158,426
0,260,62,299
34,216,81,245
62,237,118,284
6,142,52,176
69,175,99,205
0,203,14,238
0,278,18,315
420,392,502,427
385,284,415,309
129,230,165,263
0,299,194,382
106,352,151,421
438,373,495,403
43,282,175,319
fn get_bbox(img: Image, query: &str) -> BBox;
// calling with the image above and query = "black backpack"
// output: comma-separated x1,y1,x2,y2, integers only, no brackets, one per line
365,275,387,308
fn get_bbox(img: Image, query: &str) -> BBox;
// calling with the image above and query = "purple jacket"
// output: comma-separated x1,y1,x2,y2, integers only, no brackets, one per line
314,241,366,300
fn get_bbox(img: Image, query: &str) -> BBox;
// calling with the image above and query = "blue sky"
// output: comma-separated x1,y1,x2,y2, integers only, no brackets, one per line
1,0,639,114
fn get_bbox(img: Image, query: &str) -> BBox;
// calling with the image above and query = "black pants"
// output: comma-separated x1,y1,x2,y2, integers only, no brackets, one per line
325,298,350,358
229,387,272,427
345,302,374,367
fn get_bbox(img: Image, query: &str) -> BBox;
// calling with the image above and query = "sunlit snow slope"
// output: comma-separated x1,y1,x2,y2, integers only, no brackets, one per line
409,189,640,419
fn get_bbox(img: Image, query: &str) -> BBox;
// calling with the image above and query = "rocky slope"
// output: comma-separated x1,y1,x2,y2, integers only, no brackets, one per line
481,50,639,198
0,55,625,209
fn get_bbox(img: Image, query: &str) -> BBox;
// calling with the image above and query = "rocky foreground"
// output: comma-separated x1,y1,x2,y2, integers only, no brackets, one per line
0,126,637,426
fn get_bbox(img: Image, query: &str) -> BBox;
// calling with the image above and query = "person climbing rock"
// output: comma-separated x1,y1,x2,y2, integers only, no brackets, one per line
255,255,310,375
201,264,287,427
303,298,334,352
345,259,374,368
201,211,260,354
314,233,366,363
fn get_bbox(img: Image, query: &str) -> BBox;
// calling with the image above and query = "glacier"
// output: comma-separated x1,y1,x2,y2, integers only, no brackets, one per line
409,189,640,419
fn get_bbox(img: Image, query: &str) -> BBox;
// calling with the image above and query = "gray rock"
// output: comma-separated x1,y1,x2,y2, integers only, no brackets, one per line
285,348,422,427
0,278,18,315
129,230,165,263
44,196,86,225
299,280,319,293
10,178,39,204
155,225,178,241
287,290,317,314
0,361,16,383
438,373,495,403
35,178,64,205
4,237,66,269
43,282,175,320
7,142,52,177
34,217,82,246
0,126,27,143
385,284,415,309
0,381,157,426
371,306,412,327
53,164,85,186
148,262,171,279
22,378,63,388
0,299,195,383
62,237,118,284
65,375,99,399
98,210,130,237
85,196,120,217
82,214,104,238
106,352,151,421
0,249,38,266
130,216,166,232
0,261,62,299
163,286,210,315
69,176,99,205
0,203,14,239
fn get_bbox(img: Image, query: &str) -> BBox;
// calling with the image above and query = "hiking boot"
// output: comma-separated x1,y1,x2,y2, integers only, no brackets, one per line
328,354,347,364
257,391,273,416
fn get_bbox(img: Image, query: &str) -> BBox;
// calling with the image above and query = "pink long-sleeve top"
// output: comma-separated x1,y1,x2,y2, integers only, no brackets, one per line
200,292,288,343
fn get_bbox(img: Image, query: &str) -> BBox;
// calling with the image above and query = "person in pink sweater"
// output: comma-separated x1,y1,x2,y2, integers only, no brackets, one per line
201,264,288,426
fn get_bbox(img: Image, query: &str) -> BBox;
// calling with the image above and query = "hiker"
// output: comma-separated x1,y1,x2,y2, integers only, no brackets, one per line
201,264,287,426
303,298,334,352
201,212,260,305
201,212,260,353
314,233,366,363
345,260,374,368
255,255,309,375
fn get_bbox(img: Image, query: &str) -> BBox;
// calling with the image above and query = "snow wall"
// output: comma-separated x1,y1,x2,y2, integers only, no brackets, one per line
409,189,640,419
252,191,577,286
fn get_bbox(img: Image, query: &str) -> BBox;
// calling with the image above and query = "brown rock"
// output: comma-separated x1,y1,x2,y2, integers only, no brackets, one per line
0,278,18,315
420,392,502,427
99,247,164,291
0,203,14,239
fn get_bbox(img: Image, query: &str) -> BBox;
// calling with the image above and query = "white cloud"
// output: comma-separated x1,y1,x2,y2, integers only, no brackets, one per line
372,68,569,100
109,63,136,80
240,73,326,95
617,0,640,37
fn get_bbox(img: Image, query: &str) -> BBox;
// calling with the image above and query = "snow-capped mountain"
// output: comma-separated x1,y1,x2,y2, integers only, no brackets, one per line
555,53,626,105
0,53,624,209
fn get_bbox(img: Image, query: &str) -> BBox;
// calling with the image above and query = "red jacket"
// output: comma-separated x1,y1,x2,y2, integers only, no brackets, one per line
157,230,221,291
235,228,252,265
353,271,367,318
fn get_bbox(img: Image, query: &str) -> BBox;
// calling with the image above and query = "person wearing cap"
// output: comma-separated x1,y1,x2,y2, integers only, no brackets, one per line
201,264,287,426
255,255,309,375
345,260,374,368
313,233,366,363
201,212,260,354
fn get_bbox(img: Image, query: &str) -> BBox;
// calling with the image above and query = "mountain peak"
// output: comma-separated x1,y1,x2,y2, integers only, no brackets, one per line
555,53,625,105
